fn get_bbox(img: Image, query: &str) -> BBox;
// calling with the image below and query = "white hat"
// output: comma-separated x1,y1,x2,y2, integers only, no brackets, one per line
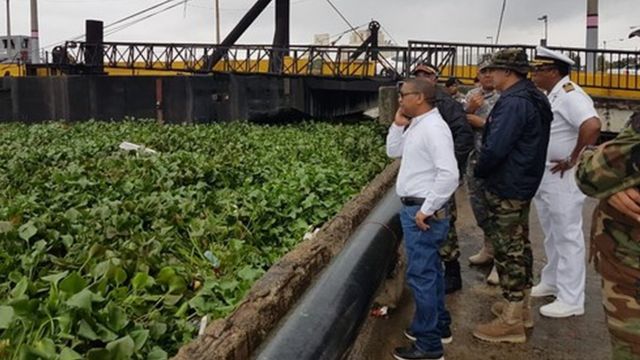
532,46,575,67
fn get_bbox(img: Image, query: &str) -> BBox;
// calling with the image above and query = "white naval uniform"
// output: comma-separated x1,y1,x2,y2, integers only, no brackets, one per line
533,76,599,307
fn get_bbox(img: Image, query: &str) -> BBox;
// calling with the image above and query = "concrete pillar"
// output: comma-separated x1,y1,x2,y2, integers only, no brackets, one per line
378,86,398,126
586,0,598,72
30,0,40,63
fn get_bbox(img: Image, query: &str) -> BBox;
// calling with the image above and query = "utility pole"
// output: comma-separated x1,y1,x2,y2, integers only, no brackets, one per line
30,0,40,63
5,0,12,61
586,0,598,72
215,0,220,44
5,0,10,39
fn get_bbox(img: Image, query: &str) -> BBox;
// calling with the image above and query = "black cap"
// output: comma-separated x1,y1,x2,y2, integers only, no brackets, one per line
445,77,462,87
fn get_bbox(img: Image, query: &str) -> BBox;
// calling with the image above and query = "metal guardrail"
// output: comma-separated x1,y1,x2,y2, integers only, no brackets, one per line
44,40,640,94
408,40,640,92
54,41,409,78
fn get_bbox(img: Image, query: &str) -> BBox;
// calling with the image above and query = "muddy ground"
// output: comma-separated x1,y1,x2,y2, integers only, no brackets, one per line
348,185,612,360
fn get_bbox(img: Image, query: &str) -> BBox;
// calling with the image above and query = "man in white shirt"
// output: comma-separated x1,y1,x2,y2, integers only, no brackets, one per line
531,47,602,318
387,79,459,360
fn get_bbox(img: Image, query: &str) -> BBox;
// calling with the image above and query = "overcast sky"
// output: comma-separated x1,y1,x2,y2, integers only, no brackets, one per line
4,0,640,52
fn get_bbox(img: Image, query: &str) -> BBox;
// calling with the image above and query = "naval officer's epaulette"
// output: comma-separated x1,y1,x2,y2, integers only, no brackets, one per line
563,82,575,93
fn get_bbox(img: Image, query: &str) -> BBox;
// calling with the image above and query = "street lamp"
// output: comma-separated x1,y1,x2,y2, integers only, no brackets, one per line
537,15,548,46
630,26,640,39
486,35,494,44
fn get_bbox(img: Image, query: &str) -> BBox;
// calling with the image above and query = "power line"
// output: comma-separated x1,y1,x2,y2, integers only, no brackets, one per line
104,0,181,34
495,0,507,44
324,0,366,43
380,23,398,45
104,0,192,38
330,22,368,40
41,0,183,49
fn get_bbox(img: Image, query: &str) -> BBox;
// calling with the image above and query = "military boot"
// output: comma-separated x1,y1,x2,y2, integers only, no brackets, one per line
486,264,499,285
444,260,462,294
468,239,494,266
490,290,534,328
473,301,527,343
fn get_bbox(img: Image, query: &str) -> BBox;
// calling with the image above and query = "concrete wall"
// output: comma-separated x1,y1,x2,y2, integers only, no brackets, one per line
0,74,391,123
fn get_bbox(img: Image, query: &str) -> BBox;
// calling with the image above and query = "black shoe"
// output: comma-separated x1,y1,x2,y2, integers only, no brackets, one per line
444,260,462,295
403,328,417,341
440,327,452,344
404,328,452,344
392,345,444,360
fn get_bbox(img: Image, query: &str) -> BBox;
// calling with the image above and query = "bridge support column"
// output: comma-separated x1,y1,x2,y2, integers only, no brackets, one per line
378,86,398,126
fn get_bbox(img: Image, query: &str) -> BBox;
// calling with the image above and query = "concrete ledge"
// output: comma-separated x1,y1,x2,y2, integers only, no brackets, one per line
174,161,400,360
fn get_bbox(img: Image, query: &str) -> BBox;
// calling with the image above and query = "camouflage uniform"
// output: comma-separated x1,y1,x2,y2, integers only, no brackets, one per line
575,113,640,359
439,198,459,262
483,191,534,300
433,87,474,264
474,48,552,302
465,87,500,230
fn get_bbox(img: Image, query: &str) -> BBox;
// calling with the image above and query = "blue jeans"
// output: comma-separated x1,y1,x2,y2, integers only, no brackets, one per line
400,205,452,353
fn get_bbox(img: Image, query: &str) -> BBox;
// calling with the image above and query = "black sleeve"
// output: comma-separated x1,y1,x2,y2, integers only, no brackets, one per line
474,99,530,178
436,93,474,173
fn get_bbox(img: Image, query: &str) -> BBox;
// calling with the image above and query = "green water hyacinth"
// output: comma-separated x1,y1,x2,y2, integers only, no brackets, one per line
0,120,389,359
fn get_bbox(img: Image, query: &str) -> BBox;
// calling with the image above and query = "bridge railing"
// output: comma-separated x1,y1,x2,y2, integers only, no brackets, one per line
408,40,640,93
55,41,409,78
47,40,640,97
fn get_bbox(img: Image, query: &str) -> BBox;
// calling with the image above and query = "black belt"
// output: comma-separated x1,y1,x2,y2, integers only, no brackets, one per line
400,197,425,206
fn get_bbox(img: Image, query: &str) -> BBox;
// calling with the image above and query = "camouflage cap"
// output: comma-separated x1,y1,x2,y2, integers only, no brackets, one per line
478,56,493,71
485,47,531,75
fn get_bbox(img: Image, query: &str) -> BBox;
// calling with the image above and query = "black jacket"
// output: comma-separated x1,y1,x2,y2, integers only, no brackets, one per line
475,79,552,200
435,88,474,174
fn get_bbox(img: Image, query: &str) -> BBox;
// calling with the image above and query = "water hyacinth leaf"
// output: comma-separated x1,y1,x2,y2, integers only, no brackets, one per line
60,272,88,296
237,266,262,281
9,298,39,317
130,329,150,351
28,338,57,359
18,221,38,241
60,347,83,360
149,322,167,339
10,277,29,299
147,347,168,360
86,348,111,360
105,336,135,360
66,289,102,311
0,221,13,234
96,323,119,342
155,267,176,285
106,306,129,332
78,320,99,341
0,306,15,329
132,273,155,290
41,271,70,287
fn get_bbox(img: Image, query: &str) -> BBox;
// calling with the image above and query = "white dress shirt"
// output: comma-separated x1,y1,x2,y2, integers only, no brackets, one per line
386,108,459,216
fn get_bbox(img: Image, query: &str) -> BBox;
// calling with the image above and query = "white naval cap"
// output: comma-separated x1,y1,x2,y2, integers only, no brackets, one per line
532,46,575,67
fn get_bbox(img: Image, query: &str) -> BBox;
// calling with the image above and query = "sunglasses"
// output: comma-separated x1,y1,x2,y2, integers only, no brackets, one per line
398,91,421,99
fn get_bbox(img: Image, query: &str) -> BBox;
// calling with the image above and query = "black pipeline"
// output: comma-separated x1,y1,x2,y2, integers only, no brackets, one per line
255,187,402,360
